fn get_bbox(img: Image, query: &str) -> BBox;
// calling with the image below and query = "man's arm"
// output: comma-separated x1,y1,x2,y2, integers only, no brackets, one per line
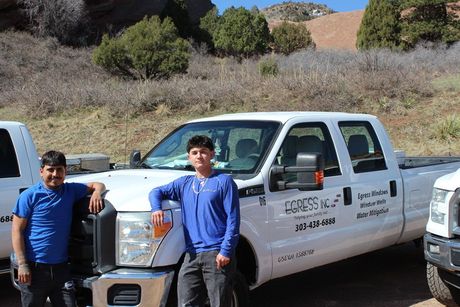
86,182,106,213
149,179,183,227
12,215,30,284
150,188,165,227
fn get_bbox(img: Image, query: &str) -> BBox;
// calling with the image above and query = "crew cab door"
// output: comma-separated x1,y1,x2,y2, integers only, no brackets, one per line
266,121,355,279
0,126,37,261
337,120,403,254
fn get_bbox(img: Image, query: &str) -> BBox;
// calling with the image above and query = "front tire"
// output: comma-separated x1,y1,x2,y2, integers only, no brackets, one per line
427,262,460,306
231,270,250,307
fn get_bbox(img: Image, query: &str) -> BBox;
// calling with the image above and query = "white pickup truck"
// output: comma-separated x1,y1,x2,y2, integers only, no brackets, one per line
424,168,460,306
9,112,460,306
0,121,41,274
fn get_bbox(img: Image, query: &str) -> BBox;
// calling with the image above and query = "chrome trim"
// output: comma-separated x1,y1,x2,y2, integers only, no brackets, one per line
91,268,174,307
425,233,460,271
450,190,460,236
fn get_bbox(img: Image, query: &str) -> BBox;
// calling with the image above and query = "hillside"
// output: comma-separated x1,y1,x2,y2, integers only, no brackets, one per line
268,1,460,51
261,1,335,22
269,10,364,51
0,30,459,162
304,10,364,51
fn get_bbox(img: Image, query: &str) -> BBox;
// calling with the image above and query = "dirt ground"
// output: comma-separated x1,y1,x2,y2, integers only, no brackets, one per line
250,242,442,307
1,242,444,307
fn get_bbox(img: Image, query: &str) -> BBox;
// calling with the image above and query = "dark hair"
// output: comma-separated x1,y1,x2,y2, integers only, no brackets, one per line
186,135,214,153
41,150,66,167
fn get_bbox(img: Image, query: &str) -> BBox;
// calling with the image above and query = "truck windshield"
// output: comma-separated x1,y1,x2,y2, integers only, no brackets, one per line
141,120,280,177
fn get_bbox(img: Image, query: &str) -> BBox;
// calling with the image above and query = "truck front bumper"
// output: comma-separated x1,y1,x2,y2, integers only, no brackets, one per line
424,232,460,289
11,255,174,307
82,268,174,307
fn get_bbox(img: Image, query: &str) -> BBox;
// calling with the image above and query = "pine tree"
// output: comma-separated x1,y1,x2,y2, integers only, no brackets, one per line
198,6,220,49
93,17,190,80
271,22,315,55
213,7,270,58
400,0,460,48
356,0,401,50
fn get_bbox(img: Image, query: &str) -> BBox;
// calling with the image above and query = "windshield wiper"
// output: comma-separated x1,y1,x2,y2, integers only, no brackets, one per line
139,162,152,169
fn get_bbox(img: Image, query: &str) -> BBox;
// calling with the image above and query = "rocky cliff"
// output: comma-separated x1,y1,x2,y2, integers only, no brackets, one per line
0,0,214,32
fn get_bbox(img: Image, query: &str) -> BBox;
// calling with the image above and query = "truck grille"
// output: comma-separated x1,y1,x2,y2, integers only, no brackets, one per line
108,284,141,306
452,249,460,267
69,198,117,275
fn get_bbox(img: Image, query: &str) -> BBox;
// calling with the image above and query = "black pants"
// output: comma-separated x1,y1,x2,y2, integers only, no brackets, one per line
178,250,236,307
19,262,76,307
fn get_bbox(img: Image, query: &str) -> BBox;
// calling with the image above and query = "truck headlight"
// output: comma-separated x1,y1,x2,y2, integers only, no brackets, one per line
430,188,449,225
117,211,172,266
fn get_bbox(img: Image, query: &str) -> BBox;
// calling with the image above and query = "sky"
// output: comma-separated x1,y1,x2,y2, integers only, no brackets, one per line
212,1,369,14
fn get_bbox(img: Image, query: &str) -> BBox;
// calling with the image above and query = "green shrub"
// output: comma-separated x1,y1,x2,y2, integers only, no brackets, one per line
258,57,279,77
198,7,220,50
271,21,315,55
356,0,401,50
435,115,460,140
213,7,270,58
400,0,460,49
92,16,190,80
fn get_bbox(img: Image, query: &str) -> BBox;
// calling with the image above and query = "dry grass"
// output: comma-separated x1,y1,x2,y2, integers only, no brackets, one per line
1,30,459,162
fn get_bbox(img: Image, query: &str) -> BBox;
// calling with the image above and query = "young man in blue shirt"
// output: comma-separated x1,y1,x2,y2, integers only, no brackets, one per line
150,135,240,307
12,150,106,307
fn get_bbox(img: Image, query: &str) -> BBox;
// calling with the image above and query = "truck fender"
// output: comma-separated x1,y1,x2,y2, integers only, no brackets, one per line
151,225,186,267
238,217,272,287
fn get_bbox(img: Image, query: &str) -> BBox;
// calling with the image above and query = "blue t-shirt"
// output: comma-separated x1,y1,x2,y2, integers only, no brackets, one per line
13,181,88,264
149,173,240,258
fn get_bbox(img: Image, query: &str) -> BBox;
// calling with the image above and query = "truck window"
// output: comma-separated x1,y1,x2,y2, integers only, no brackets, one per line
276,122,341,177
338,121,387,173
141,120,280,179
0,129,20,178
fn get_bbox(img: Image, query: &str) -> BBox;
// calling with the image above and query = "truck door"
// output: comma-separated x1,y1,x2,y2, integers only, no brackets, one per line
0,127,35,263
266,122,355,279
337,121,403,254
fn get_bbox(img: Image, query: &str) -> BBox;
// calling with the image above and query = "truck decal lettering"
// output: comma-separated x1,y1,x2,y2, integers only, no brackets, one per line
277,254,294,263
277,249,315,263
296,249,314,259
356,207,389,219
295,217,336,232
239,185,265,198
0,215,13,223
285,197,335,215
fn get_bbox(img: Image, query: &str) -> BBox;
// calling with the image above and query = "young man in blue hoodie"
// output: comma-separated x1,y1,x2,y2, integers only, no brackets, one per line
150,135,240,307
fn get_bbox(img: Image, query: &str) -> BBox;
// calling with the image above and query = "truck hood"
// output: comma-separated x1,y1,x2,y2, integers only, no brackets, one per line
67,169,196,212
434,167,460,192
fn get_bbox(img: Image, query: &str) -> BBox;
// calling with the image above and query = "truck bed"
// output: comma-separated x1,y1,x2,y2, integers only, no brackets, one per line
400,156,460,169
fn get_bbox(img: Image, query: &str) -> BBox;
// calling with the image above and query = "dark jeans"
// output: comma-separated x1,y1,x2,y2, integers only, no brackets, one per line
19,262,75,307
178,250,236,307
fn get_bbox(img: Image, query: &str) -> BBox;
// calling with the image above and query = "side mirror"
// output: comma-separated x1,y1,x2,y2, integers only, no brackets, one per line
129,150,141,168
270,153,324,191
297,153,324,189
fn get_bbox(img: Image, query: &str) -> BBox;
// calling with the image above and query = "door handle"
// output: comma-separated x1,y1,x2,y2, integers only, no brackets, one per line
390,180,397,197
343,187,352,206
19,187,28,194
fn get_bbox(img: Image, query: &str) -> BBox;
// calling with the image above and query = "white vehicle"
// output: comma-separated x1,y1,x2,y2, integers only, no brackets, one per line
0,122,41,274
9,112,460,306
424,168,460,306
